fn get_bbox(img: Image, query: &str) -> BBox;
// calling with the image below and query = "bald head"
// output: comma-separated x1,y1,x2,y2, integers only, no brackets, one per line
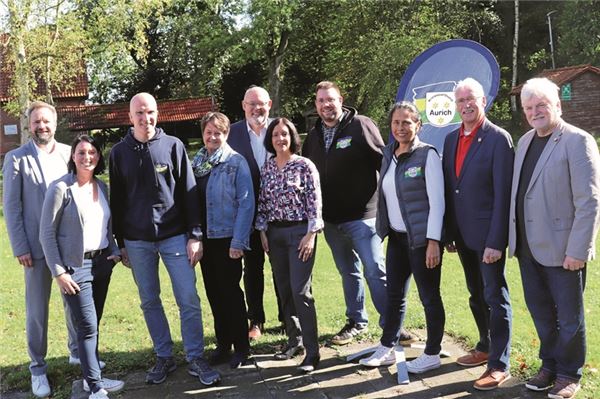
129,92,158,142
242,86,272,133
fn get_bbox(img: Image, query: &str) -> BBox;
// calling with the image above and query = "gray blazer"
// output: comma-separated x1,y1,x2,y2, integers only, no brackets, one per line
3,140,70,260
508,120,600,266
39,173,119,278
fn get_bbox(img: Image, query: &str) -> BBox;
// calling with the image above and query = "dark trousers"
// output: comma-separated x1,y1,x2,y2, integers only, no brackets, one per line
381,231,445,354
243,230,284,324
91,248,116,325
63,280,103,393
200,238,250,355
455,234,512,371
518,255,586,380
267,223,319,358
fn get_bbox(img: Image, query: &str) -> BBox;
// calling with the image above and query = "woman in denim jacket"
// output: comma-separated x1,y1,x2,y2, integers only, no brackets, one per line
192,112,255,369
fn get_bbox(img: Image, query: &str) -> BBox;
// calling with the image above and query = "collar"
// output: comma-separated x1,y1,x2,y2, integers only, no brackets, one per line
246,121,267,137
459,117,485,138
33,139,57,155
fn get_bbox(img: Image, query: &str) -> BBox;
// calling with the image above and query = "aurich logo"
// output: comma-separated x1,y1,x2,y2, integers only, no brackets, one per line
425,92,457,127
410,81,461,129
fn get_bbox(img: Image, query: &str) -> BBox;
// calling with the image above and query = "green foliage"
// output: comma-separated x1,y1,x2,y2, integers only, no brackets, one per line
1,0,88,116
557,0,600,66
527,49,550,71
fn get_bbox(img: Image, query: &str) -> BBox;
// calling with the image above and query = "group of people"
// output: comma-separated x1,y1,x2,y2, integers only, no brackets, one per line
3,76,598,399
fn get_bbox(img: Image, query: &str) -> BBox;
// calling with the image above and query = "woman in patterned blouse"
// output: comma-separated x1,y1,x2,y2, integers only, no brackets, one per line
255,117,324,373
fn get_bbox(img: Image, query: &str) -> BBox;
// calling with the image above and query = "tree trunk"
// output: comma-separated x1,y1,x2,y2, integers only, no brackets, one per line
16,34,30,145
511,0,519,113
267,29,290,117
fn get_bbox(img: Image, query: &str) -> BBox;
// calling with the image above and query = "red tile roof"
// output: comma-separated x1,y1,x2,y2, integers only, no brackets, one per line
0,33,88,102
57,98,216,131
511,64,600,94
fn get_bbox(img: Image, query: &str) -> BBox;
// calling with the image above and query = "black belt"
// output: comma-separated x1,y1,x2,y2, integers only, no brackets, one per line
269,220,307,228
84,248,105,259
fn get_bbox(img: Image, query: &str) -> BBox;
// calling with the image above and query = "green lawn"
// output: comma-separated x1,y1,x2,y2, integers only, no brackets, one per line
1,212,599,398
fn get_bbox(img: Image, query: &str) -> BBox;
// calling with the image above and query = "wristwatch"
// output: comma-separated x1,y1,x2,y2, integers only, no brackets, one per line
189,226,203,241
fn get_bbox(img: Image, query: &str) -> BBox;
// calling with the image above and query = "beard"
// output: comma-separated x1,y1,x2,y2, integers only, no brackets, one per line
249,114,268,128
31,130,53,146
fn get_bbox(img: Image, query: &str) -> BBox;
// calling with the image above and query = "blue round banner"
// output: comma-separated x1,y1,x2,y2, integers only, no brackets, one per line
395,39,500,151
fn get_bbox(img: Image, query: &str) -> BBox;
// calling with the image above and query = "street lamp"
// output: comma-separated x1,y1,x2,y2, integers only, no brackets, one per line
547,10,557,69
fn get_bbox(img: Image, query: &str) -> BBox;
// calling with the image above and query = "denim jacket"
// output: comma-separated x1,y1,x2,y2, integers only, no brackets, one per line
204,143,255,250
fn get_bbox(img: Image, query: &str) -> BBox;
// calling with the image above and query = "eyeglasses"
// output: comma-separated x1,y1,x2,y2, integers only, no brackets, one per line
244,101,269,108
455,96,481,105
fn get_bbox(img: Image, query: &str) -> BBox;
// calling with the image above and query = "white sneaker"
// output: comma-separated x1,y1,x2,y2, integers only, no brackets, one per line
31,374,51,398
406,353,441,374
69,355,106,369
83,378,125,393
88,388,109,399
359,345,395,367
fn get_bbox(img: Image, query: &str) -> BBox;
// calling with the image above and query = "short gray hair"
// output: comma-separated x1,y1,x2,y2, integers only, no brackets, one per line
454,77,485,99
521,77,560,104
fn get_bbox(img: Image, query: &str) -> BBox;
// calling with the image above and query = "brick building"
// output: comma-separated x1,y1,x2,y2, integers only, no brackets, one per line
511,64,600,136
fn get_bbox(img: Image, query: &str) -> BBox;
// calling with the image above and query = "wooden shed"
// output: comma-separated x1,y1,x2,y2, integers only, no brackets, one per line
511,64,600,136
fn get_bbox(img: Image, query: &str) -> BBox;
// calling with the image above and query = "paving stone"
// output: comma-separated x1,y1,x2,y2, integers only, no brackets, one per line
2,333,541,399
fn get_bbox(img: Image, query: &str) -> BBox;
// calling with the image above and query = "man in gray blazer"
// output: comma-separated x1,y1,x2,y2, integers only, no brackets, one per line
2,101,77,397
508,77,600,399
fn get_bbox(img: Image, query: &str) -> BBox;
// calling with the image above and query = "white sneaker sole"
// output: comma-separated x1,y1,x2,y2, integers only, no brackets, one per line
407,362,441,374
83,379,125,393
359,359,395,367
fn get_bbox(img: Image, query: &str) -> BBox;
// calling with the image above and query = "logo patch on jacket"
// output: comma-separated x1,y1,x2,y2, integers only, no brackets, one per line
404,166,422,178
155,163,168,173
336,137,352,149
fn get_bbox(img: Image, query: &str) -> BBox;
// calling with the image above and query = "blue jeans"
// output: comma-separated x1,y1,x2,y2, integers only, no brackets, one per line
125,234,204,361
324,218,387,327
518,255,586,380
381,232,445,354
62,277,103,393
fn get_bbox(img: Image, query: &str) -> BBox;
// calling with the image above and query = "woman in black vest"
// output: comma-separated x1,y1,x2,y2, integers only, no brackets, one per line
360,101,446,374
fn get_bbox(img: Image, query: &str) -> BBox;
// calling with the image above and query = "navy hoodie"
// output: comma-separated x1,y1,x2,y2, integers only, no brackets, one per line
109,127,200,247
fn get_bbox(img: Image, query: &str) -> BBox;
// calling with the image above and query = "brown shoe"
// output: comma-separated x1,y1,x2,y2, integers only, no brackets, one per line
456,349,488,366
547,377,580,399
248,323,263,340
473,368,510,391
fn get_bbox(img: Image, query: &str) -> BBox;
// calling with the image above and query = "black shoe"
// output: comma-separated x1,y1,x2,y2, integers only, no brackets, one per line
209,347,231,365
331,320,367,345
146,356,177,384
229,352,252,369
298,355,320,373
274,344,304,360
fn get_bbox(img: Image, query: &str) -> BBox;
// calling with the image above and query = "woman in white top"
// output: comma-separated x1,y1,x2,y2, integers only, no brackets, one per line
40,135,123,399
360,101,446,374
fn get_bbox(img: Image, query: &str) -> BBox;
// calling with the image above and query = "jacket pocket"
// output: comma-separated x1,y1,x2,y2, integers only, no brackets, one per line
552,216,573,231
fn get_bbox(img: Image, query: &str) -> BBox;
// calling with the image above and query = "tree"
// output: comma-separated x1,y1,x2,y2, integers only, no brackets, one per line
236,0,299,116
557,0,600,66
1,0,86,144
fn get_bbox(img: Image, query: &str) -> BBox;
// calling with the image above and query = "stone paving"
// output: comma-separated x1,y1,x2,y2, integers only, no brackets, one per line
4,332,545,399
